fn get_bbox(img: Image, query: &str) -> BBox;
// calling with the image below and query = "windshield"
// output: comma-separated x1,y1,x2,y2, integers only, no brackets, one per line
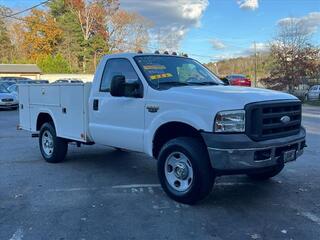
134,55,223,89
0,84,9,93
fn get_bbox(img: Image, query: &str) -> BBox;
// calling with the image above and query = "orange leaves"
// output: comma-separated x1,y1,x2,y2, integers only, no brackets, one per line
20,9,63,61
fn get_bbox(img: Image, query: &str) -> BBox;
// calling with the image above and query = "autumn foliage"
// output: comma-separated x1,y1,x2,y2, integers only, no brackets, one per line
19,9,63,61
0,0,151,73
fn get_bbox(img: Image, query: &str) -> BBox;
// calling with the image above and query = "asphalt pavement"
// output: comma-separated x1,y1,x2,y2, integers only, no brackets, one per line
0,106,319,240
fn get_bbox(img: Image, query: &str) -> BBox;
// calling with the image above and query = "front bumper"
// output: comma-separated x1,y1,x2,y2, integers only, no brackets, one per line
201,127,306,173
0,103,18,109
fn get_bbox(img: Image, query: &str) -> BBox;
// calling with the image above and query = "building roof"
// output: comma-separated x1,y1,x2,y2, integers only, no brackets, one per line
0,64,42,74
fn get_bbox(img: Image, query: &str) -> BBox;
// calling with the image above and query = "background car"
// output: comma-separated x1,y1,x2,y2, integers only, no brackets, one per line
0,84,18,110
7,84,19,100
18,80,49,84
223,74,252,87
305,85,320,101
0,76,32,82
0,81,16,89
52,79,83,84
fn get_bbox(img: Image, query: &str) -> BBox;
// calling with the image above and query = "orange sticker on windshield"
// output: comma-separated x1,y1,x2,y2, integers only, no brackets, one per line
150,73,173,80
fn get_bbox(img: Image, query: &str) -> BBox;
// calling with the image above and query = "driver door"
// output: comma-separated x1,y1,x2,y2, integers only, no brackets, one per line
89,58,145,152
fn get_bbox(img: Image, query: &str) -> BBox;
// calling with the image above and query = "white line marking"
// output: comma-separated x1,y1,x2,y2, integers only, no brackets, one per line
112,184,161,189
112,182,252,189
47,187,98,192
47,182,253,192
300,212,320,225
9,228,23,240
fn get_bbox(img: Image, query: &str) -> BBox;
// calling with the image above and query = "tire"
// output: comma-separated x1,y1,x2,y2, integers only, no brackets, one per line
247,164,284,181
39,122,68,163
157,137,215,204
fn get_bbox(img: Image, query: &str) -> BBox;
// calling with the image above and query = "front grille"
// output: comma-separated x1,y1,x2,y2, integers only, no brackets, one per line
1,98,14,102
245,100,302,141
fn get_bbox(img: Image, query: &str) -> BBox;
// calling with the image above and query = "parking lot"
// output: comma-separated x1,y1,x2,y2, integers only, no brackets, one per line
0,106,319,240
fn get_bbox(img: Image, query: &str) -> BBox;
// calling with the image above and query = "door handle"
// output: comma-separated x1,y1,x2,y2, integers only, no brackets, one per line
146,105,159,113
93,99,99,111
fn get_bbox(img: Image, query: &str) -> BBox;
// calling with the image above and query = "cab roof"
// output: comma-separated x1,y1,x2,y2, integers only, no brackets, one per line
103,52,189,59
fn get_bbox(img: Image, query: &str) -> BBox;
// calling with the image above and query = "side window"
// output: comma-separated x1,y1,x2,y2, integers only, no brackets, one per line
100,58,138,92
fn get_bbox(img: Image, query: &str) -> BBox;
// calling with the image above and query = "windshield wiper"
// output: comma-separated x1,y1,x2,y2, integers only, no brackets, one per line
186,81,219,86
159,82,189,86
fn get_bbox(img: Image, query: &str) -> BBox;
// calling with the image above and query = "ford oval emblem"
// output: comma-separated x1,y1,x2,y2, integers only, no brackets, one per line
280,115,291,124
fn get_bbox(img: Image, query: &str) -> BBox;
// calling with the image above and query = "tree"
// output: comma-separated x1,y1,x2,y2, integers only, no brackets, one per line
0,6,13,62
37,54,71,73
66,0,119,72
48,0,84,72
20,9,63,61
106,10,152,52
262,18,320,91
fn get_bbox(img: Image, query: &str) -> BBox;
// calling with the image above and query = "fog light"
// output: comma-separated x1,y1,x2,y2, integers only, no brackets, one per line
254,149,271,161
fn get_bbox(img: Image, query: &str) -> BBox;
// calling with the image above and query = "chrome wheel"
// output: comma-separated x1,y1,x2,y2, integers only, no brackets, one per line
42,130,54,157
165,152,194,192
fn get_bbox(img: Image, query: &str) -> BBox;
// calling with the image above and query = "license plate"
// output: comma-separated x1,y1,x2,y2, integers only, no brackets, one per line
283,149,296,163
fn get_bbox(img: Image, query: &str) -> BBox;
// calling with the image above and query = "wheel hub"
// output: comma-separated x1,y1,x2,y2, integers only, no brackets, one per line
164,152,194,192
42,130,54,156
174,162,189,180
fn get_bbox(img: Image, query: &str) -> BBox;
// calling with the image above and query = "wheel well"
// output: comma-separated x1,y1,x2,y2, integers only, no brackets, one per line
152,122,205,159
36,113,54,131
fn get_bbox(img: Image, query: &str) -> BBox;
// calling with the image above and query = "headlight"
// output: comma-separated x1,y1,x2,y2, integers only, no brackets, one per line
214,110,245,133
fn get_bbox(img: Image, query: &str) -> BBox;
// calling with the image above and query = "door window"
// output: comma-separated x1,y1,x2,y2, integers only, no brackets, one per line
100,58,139,92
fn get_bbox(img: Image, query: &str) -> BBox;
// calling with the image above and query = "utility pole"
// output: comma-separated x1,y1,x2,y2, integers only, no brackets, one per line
157,28,161,51
254,41,257,87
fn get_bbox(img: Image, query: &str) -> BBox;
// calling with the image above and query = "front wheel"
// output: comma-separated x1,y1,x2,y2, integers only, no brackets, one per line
247,164,284,181
157,137,215,204
39,122,68,163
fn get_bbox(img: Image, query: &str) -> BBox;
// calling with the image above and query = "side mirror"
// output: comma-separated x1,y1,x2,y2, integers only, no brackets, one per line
110,75,143,98
110,75,126,97
221,78,229,85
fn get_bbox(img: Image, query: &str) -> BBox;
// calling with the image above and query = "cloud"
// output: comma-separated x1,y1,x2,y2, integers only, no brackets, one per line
277,12,320,34
212,42,269,61
211,39,226,50
237,0,259,10
120,0,209,50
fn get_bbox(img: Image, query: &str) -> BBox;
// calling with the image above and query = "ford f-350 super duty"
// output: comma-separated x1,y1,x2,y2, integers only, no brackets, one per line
19,53,306,204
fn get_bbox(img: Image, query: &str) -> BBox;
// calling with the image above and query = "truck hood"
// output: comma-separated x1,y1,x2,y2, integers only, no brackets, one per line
167,85,297,108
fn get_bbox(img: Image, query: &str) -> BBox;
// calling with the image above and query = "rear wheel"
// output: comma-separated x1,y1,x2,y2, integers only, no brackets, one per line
39,122,68,163
157,137,215,204
247,164,284,181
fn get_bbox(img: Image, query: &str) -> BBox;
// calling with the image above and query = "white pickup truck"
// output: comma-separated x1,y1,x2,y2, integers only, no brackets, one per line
19,53,306,204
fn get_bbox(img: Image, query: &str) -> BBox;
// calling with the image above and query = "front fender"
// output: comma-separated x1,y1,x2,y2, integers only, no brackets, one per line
144,109,211,156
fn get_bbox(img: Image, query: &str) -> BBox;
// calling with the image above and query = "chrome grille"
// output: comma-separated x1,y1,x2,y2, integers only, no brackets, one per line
1,98,14,102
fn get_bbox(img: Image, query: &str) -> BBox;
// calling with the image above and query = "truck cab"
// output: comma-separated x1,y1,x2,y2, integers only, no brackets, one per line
19,53,306,204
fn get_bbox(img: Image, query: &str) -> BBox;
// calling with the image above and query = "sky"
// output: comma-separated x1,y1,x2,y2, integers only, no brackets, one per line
1,0,320,63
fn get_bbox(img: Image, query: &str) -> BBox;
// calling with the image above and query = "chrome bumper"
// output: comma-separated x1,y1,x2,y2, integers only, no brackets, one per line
0,103,18,109
202,128,306,171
